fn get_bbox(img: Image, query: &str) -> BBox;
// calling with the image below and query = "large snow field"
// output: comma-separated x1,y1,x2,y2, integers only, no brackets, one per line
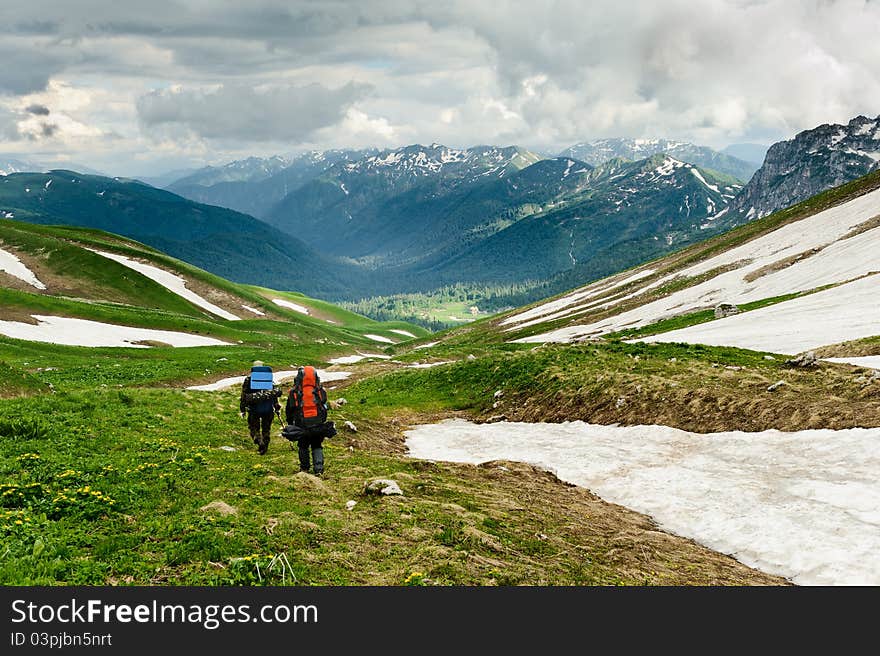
514,188,880,343
0,314,229,348
405,419,880,585
186,369,351,391
87,249,241,321
0,246,46,290
638,274,880,354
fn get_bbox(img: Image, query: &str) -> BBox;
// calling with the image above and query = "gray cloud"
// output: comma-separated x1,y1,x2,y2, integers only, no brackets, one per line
0,44,67,95
26,104,50,115
0,1,877,174
136,81,371,142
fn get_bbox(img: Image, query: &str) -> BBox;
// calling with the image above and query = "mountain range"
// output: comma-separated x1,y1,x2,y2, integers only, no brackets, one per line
558,138,759,181
3,114,879,309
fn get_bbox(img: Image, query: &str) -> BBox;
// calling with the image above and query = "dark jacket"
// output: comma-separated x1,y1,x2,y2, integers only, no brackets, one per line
240,375,280,415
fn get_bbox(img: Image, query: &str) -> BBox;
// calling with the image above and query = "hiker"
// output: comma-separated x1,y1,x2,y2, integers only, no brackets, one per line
282,366,337,475
239,360,282,455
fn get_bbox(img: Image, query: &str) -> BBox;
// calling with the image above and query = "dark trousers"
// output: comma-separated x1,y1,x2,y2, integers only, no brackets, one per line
297,435,325,474
248,412,273,444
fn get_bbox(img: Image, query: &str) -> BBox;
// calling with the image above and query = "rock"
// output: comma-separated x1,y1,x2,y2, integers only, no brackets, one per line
219,446,237,452
724,365,743,371
467,354,477,360
493,389,504,399
764,355,776,361
336,397,348,406
714,303,740,319
363,479,403,496
492,401,501,409
785,351,818,368
344,420,358,432
615,397,626,408
346,500,357,510
767,380,787,392
199,501,237,516
486,414,507,423
216,357,228,361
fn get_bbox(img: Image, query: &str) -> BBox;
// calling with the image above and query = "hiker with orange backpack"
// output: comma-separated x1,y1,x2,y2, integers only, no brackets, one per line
282,366,337,475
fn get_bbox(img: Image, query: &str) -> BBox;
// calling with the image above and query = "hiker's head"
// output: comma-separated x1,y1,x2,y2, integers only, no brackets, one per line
253,360,264,368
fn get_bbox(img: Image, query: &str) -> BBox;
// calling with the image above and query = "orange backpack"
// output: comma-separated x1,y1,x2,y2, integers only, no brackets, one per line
290,366,328,427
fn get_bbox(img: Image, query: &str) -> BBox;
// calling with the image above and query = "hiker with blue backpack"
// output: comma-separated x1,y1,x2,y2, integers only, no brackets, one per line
281,366,337,475
239,360,282,455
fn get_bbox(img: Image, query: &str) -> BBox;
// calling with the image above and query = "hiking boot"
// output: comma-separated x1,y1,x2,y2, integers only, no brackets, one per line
257,441,268,455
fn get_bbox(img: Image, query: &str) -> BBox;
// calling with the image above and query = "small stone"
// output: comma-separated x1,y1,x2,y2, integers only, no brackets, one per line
714,303,740,319
785,351,818,368
615,397,626,408
725,365,743,371
219,446,237,452
336,397,348,406
363,479,403,496
493,389,504,399
467,354,477,360
344,420,358,432
767,380,787,392
200,501,237,516
346,500,357,510
764,355,776,361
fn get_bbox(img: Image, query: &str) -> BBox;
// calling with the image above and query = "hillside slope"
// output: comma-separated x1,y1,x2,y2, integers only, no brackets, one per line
0,170,366,298
492,169,880,359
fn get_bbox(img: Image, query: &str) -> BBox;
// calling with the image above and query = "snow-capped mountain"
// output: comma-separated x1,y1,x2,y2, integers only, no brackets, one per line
429,154,742,290
168,155,293,189
0,158,43,175
264,144,543,255
560,138,757,182
165,150,375,219
730,115,880,221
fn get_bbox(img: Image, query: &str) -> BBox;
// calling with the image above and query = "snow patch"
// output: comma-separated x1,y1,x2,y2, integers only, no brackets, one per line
406,418,880,585
690,167,719,193
389,329,417,338
272,298,310,315
414,341,438,349
0,247,46,290
0,315,230,348
822,356,880,370
327,352,392,364
87,249,241,321
364,333,395,344
187,369,351,391
241,305,265,316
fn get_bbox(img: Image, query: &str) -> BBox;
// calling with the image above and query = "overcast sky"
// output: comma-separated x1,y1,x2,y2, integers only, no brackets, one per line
1,0,878,176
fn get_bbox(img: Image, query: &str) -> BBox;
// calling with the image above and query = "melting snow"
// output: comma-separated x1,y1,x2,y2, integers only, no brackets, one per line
327,352,392,364
639,274,880,354
364,333,395,343
272,298,310,315
87,249,241,321
414,341,438,349
406,361,455,369
241,305,265,316
823,356,880,370
187,369,351,391
690,167,719,193
405,418,880,585
0,247,46,290
0,315,230,348
390,329,417,338
518,187,880,346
